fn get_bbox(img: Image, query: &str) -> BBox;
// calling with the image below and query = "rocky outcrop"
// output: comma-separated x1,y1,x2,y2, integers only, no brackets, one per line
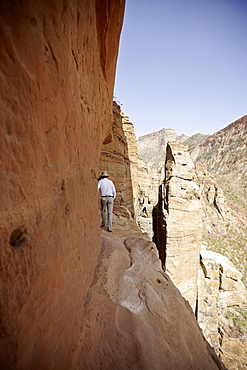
137,128,189,237
149,142,247,368
100,105,164,236
122,113,140,218
137,158,164,236
80,218,225,369
0,1,125,368
100,102,135,217
134,115,247,368
198,245,247,368
153,142,202,311
150,142,247,368
196,163,228,227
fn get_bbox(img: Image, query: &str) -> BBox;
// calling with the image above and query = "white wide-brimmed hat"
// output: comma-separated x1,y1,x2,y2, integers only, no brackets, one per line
101,171,109,177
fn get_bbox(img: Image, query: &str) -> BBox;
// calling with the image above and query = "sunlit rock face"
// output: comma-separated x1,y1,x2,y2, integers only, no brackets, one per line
100,103,156,227
137,160,165,237
99,102,136,218
0,0,124,368
122,113,140,218
153,142,202,311
198,245,247,367
195,162,230,232
79,221,224,370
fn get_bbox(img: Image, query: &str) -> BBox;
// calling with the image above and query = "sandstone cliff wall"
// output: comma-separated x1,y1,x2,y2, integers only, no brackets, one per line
99,102,135,218
198,245,247,368
122,113,140,218
137,161,164,236
0,1,125,368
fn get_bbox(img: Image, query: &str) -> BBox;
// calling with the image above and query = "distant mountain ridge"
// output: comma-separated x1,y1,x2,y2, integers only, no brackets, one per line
138,128,189,168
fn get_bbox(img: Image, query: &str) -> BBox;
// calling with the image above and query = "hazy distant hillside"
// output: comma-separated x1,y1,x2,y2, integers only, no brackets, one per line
137,128,188,168
183,133,209,152
190,115,247,200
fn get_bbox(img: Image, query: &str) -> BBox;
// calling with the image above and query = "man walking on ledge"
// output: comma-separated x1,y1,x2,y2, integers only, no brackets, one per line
98,171,116,232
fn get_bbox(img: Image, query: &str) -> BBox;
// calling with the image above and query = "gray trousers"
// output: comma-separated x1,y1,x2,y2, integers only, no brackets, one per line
101,197,114,231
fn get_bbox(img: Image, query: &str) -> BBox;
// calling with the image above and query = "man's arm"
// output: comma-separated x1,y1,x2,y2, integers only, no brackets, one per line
112,182,116,198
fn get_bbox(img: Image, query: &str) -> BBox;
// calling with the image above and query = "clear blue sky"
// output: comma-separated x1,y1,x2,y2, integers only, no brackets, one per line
114,0,247,138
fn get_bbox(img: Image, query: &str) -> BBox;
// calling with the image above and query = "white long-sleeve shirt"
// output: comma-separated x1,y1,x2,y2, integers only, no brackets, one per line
98,178,116,198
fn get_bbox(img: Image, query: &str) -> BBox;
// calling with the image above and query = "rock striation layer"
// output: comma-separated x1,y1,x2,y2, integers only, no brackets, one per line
198,245,247,369
122,113,140,218
0,1,125,368
99,103,162,234
137,159,165,236
99,102,135,218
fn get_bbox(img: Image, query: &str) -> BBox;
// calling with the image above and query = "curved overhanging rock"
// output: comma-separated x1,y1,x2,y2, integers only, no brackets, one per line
0,0,125,367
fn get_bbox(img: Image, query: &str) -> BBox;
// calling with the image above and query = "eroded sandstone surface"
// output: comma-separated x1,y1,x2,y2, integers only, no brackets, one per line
100,102,136,218
198,244,247,365
79,218,225,369
0,0,124,368
154,142,202,311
